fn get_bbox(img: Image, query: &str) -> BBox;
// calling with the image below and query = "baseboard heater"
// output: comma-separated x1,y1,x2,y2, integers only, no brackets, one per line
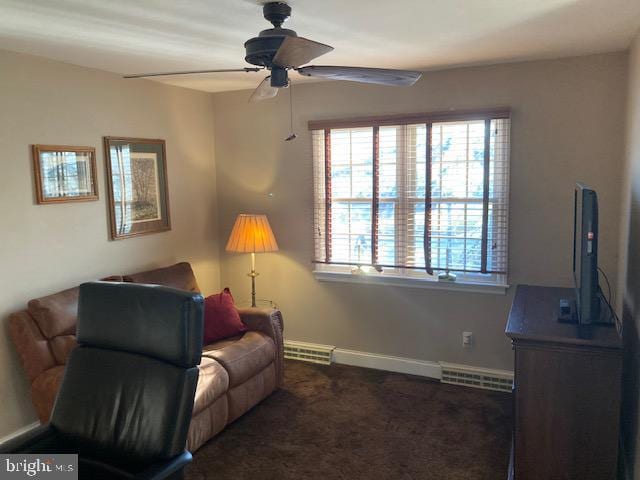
284,341,335,365
440,362,513,393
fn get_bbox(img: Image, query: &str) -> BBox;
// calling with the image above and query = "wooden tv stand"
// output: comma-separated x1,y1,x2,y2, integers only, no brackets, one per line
505,285,622,480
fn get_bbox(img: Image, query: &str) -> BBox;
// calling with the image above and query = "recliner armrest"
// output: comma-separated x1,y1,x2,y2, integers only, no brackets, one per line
2,427,191,480
0,424,56,453
79,451,193,480
237,308,284,387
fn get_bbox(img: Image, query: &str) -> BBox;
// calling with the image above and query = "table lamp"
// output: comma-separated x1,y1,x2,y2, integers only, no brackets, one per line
225,214,279,307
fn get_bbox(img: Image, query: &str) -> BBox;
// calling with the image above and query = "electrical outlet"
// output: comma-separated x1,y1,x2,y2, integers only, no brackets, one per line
463,331,473,348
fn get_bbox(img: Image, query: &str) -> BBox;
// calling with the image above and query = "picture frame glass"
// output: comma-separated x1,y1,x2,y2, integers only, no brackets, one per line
105,138,170,239
34,146,97,203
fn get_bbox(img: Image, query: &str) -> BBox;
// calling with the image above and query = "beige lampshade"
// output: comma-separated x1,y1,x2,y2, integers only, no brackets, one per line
225,214,279,253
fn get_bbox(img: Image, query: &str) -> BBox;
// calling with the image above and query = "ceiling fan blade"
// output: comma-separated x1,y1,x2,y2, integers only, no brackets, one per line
296,66,422,86
124,67,263,79
249,77,279,103
272,37,334,68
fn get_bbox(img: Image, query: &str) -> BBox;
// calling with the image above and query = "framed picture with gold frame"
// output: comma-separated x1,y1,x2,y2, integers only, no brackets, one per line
104,137,171,240
32,145,98,204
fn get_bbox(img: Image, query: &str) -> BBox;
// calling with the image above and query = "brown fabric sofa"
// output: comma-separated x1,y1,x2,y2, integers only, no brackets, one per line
8,262,284,452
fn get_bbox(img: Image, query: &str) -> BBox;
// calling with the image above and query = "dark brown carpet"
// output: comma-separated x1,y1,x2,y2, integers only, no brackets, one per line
185,360,511,480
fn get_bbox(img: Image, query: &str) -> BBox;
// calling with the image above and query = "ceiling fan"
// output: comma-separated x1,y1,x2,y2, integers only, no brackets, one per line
124,1,423,102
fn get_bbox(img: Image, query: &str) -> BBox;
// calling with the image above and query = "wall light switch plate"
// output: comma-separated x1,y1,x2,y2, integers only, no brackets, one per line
463,331,473,348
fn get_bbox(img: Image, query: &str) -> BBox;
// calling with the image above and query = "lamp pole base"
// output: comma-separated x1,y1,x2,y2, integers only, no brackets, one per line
248,269,259,308
251,272,257,307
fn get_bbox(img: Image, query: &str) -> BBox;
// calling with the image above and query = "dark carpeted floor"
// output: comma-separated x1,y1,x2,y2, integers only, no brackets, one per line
185,360,512,480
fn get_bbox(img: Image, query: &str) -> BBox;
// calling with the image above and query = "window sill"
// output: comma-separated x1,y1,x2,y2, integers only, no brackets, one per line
313,270,509,295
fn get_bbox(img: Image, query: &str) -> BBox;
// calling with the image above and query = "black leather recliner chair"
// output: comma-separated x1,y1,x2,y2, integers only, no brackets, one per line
1,281,204,479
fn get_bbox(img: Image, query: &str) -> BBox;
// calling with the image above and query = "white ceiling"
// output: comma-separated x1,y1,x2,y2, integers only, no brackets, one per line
0,0,639,93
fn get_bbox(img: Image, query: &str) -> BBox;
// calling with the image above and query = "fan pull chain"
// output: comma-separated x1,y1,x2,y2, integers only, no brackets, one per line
285,80,297,141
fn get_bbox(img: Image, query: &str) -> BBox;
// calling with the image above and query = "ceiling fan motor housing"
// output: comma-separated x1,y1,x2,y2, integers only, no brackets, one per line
244,1,294,87
244,27,296,68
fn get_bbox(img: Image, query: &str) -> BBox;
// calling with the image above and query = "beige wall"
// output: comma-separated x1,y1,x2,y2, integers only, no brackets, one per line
0,50,220,438
0,47,630,441
212,52,627,372
618,30,640,478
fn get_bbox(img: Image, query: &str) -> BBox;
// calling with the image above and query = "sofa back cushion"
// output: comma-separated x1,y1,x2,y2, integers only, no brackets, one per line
124,262,201,293
12,264,198,374
27,287,79,339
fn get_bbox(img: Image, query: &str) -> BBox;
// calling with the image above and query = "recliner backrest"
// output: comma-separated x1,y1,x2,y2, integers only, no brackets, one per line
50,282,204,462
76,281,203,368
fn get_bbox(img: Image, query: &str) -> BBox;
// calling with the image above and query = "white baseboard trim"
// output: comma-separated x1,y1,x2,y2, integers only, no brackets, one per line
332,348,443,380
0,421,40,445
285,339,514,390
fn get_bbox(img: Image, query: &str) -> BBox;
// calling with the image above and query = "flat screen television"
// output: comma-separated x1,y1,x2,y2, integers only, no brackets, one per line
572,183,602,324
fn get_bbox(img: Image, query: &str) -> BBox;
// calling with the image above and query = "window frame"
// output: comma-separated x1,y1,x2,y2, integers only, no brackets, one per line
310,108,510,291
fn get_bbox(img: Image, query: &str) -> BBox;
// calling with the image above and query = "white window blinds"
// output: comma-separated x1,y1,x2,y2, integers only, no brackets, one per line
311,109,510,280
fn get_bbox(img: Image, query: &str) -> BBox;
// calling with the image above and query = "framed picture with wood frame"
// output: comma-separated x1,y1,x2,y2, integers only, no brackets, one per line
32,145,98,204
103,137,171,240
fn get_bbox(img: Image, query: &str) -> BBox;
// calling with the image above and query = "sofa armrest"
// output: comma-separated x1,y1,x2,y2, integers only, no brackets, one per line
8,311,57,383
31,366,66,423
237,308,284,387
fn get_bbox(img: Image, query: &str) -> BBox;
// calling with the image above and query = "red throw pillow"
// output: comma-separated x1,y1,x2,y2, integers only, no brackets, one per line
203,288,246,344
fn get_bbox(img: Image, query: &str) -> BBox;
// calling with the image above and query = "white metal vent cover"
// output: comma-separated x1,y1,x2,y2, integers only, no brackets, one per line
440,362,513,393
284,341,335,365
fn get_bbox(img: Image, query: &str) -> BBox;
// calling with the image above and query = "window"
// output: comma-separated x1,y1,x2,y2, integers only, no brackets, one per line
311,108,510,286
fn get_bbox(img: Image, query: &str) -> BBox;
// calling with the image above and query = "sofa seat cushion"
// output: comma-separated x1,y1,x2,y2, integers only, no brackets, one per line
227,362,276,423
203,334,242,350
193,357,229,416
187,396,228,452
202,331,275,388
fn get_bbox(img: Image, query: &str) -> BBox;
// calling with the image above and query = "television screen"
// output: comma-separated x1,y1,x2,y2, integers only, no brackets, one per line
573,188,582,292
573,183,600,324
